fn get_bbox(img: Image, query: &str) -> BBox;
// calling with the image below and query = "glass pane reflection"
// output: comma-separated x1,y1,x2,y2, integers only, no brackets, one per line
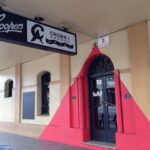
106,77,116,129
92,79,104,129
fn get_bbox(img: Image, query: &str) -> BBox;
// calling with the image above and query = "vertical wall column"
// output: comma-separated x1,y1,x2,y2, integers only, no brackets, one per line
128,21,150,120
60,54,71,127
60,54,71,97
114,71,124,133
78,76,85,129
15,64,22,124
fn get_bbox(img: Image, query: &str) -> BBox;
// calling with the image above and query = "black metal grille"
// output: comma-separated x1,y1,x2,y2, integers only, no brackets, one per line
88,55,114,76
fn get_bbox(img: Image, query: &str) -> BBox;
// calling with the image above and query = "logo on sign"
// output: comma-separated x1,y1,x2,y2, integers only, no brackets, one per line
27,20,76,53
46,31,74,49
29,21,74,49
31,24,44,44
0,14,24,33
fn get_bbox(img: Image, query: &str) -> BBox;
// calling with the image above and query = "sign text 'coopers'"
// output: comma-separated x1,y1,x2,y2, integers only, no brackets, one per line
0,14,24,33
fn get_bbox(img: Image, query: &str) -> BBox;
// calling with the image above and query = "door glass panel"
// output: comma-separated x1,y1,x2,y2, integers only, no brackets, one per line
106,77,114,88
106,77,117,129
90,75,117,143
92,79,104,129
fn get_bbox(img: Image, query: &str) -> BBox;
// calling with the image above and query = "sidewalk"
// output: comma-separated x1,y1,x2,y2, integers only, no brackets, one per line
0,132,88,150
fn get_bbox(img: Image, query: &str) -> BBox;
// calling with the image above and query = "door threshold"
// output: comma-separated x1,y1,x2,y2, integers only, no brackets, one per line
83,141,116,149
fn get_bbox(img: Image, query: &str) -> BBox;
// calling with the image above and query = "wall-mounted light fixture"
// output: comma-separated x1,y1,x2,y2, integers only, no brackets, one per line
34,16,44,22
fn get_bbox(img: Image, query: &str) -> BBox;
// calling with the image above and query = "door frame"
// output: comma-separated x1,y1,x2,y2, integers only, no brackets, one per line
77,48,124,142
88,71,117,143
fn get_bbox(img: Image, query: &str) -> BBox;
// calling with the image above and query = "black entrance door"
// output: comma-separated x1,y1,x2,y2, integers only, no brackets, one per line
89,75,117,143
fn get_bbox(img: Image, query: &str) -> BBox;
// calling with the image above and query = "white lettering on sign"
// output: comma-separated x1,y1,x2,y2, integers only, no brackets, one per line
0,14,23,33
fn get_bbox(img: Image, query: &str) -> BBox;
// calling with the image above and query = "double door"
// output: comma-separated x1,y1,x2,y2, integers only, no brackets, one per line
89,75,117,143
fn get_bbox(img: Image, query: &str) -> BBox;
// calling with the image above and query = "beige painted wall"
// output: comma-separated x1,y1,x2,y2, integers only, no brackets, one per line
0,67,15,122
0,28,132,126
147,20,150,55
22,53,60,125
71,29,132,93
128,21,150,120
1,20,150,138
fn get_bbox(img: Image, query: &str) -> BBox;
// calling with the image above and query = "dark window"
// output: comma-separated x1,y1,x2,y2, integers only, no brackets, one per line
4,80,13,98
88,55,114,76
41,72,51,115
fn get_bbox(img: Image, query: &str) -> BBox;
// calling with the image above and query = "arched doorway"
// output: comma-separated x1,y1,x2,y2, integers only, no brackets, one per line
88,55,117,143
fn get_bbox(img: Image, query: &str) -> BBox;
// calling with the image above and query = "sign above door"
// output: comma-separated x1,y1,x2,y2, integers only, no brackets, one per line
0,9,77,55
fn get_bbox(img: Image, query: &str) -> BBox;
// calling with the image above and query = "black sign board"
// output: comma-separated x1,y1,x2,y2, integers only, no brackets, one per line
0,9,77,55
